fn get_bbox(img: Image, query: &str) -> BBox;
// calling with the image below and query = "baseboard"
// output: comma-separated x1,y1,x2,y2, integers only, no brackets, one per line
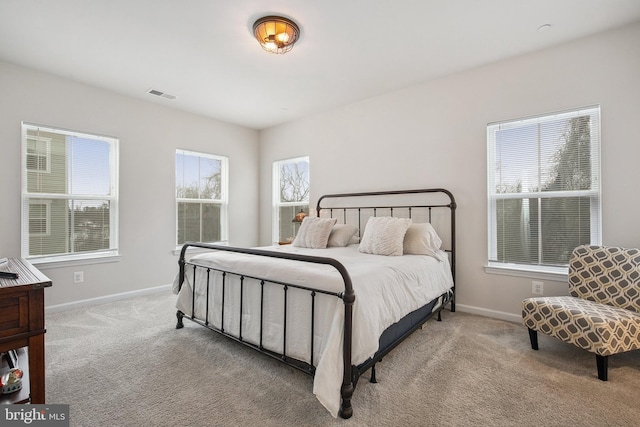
455,304,522,324
45,287,523,323
45,284,172,313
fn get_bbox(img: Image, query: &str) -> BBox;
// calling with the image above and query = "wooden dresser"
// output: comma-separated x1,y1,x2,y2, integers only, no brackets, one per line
0,258,52,404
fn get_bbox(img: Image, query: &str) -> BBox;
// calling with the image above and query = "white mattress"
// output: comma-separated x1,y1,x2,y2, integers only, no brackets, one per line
173,244,453,417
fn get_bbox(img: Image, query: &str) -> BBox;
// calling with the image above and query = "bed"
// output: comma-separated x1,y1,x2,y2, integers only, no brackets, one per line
173,188,456,418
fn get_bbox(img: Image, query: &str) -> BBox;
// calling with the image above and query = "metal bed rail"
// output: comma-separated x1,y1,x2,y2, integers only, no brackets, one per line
176,242,358,418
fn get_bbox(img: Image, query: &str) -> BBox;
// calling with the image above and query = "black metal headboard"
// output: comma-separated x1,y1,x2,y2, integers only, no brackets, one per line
316,188,457,286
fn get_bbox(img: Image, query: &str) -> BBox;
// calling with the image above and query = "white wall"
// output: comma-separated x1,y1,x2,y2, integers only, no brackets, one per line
0,61,260,307
258,23,640,321
2,23,638,317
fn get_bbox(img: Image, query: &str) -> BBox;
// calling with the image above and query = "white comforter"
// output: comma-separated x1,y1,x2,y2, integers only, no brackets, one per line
172,244,453,417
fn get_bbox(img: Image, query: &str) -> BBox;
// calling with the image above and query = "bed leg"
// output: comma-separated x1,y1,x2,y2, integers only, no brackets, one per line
437,309,442,321
370,364,378,383
176,310,184,329
339,383,354,419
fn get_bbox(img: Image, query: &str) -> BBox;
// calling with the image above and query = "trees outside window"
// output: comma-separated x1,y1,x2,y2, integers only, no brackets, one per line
176,149,228,245
273,157,309,243
487,106,601,272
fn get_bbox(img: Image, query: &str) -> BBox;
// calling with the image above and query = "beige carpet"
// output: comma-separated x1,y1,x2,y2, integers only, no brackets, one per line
44,291,640,427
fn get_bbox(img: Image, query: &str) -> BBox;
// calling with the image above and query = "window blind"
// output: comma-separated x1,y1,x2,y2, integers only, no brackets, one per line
487,106,601,268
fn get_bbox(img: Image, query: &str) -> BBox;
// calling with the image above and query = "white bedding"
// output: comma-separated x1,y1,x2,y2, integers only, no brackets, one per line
172,244,453,417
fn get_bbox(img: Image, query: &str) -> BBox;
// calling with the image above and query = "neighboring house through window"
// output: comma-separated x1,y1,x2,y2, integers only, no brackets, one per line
28,200,51,236
273,156,310,243
26,135,51,173
175,149,228,246
21,123,119,263
486,106,601,278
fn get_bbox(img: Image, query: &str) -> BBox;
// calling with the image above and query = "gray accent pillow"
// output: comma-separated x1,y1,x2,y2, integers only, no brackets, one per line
327,224,359,247
403,222,443,258
293,217,337,249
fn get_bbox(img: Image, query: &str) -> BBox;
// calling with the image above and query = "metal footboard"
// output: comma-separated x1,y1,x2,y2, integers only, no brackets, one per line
176,242,358,418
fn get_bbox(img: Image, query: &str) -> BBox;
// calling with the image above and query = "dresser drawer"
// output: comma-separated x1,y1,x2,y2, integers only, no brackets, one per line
0,289,29,338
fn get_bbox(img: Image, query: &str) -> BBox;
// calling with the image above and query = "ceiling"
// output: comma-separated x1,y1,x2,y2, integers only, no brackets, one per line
1,1,639,130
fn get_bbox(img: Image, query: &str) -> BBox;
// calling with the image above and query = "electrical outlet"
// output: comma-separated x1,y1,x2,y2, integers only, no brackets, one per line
73,271,84,283
532,281,543,295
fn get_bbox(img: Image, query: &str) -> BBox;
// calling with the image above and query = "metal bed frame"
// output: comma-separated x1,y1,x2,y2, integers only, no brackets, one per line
175,188,456,418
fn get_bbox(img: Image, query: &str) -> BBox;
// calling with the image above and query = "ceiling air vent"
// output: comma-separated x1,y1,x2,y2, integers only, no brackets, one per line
147,89,176,100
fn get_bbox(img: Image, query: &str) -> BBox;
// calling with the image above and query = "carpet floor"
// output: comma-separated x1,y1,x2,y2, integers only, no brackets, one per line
44,291,640,426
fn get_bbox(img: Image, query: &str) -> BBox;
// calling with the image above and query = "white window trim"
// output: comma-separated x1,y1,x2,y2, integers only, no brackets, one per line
484,263,568,282
21,122,119,264
29,252,122,267
272,156,310,244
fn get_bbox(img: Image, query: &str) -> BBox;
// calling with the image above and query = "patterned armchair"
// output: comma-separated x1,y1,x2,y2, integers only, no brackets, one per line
522,245,640,380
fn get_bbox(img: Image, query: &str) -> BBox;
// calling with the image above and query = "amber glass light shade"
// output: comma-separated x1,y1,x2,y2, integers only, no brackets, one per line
253,16,300,54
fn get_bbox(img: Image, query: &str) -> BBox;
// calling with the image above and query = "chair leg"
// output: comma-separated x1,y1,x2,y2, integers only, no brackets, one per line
528,328,539,350
596,355,608,381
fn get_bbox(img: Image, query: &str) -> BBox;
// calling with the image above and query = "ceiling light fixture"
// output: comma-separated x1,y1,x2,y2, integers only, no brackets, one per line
253,15,300,54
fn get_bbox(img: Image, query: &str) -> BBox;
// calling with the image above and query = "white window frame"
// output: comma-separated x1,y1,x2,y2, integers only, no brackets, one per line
486,106,601,280
272,156,310,243
21,122,120,265
175,149,228,248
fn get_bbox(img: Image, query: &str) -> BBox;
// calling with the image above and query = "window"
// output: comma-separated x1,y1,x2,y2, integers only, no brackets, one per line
26,135,51,173
28,200,51,236
273,156,310,243
175,149,228,246
21,123,119,263
487,106,601,276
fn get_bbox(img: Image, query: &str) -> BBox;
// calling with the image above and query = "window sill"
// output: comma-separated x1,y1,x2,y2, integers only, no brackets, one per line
29,252,121,270
484,263,568,283
172,241,229,256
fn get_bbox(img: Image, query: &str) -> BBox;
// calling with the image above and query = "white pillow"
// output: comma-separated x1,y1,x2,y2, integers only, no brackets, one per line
358,217,412,256
327,224,359,247
403,222,443,258
293,217,337,249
